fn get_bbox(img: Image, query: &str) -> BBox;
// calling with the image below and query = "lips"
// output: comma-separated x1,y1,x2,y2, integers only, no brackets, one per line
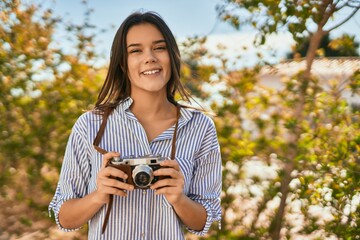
142,68,161,75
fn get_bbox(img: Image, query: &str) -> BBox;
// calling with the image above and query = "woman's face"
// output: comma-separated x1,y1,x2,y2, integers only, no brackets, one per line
126,23,171,97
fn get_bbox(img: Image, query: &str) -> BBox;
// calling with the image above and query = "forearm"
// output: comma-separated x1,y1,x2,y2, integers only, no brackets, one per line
172,194,207,231
58,191,105,229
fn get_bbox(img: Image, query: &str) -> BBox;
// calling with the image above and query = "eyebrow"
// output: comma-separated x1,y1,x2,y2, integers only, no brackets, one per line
127,39,166,48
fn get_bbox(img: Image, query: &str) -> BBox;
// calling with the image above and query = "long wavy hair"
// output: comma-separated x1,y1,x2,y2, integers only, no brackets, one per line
94,11,191,113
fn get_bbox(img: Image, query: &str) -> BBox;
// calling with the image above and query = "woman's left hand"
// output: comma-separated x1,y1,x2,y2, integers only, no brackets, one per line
150,159,185,205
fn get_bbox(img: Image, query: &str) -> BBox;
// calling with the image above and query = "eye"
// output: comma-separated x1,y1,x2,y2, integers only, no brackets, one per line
154,45,167,51
129,49,141,54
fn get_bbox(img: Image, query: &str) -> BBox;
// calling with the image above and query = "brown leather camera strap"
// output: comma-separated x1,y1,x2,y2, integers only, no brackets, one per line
93,108,111,155
170,105,180,160
92,105,181,233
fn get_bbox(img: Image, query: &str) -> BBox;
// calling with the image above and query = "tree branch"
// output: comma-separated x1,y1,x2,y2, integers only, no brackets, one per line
318,2,337,29
326,7,360,32
333,0,348,10
346,0,360,8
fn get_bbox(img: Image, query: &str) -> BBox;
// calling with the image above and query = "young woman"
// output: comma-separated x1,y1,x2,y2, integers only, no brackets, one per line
49,11,222,240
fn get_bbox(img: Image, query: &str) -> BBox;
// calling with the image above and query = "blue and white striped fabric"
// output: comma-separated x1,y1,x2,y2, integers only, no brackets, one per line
49,97,222,240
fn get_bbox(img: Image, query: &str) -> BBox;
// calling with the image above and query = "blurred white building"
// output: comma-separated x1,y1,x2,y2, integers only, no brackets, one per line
258,57,360,104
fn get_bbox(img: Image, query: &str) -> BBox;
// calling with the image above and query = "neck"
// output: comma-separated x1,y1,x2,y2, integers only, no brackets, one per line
130,92,176,119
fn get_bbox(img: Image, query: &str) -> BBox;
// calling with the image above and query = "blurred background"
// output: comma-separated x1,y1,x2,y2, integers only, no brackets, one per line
0,0,359,239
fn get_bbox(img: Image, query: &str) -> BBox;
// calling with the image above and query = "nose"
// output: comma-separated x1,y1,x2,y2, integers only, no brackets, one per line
145,51,157,64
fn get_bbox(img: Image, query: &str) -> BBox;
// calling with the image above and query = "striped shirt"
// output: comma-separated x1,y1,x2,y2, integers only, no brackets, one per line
49,97,222,240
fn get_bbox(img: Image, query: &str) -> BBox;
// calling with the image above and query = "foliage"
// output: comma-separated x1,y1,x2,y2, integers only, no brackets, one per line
179,36,216,100
216,0,360,46
203,66,360,239
287,33,360,59
1,0,359,239
212,0,360,239
0,0,101,238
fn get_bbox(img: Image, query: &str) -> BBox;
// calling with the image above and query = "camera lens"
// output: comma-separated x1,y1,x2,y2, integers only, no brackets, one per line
132,165,154,188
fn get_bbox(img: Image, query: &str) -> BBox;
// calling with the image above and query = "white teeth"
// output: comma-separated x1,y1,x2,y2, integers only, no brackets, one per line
143,69,160,75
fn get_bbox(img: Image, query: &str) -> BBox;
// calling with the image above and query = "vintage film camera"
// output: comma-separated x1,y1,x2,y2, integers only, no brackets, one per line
106,154,170,189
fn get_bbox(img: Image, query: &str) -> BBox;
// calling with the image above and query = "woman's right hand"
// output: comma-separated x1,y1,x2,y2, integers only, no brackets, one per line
95,152,134,204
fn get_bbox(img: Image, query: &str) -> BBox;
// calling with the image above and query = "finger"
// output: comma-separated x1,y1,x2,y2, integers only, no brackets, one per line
100,177,134,191
154,167,182,179
100,185,129,197
101,152,120,168
159,160,181,171
150,178,183,190
99,166,128,180
98,167,128,181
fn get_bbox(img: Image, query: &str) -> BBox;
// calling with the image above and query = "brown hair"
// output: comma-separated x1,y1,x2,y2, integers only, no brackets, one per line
95,11,191,112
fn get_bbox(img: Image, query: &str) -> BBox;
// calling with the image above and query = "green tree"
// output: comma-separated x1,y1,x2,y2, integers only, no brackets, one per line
1,0,359,239
0,0,102,238
287,33,360,58
211,0,360,239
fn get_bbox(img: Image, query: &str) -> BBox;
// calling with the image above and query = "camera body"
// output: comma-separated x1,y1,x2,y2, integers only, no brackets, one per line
106,154,169,189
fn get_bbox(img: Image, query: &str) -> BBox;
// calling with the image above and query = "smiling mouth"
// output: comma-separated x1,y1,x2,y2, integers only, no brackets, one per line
142,69,160,75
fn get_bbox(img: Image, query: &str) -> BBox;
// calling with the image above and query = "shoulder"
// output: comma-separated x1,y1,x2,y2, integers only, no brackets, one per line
76,110,100,124
72,110,101,132
181,106,216,129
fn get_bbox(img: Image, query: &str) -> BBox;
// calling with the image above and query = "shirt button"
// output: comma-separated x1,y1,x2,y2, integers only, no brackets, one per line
143,190,146,195
141,233,145,238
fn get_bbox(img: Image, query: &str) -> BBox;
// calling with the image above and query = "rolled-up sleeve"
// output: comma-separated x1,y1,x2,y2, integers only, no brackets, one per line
48,118,92,231
187,119,222,236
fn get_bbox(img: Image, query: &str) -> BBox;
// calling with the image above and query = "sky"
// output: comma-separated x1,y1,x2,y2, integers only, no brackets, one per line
29,0,360,68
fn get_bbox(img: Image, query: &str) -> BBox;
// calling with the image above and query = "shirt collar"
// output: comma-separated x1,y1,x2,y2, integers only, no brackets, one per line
115,98,195,120
113,98,197,139
112,97,132,118
122,97,133,111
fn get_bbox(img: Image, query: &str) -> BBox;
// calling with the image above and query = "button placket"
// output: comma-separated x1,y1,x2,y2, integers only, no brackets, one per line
141,189,149,239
